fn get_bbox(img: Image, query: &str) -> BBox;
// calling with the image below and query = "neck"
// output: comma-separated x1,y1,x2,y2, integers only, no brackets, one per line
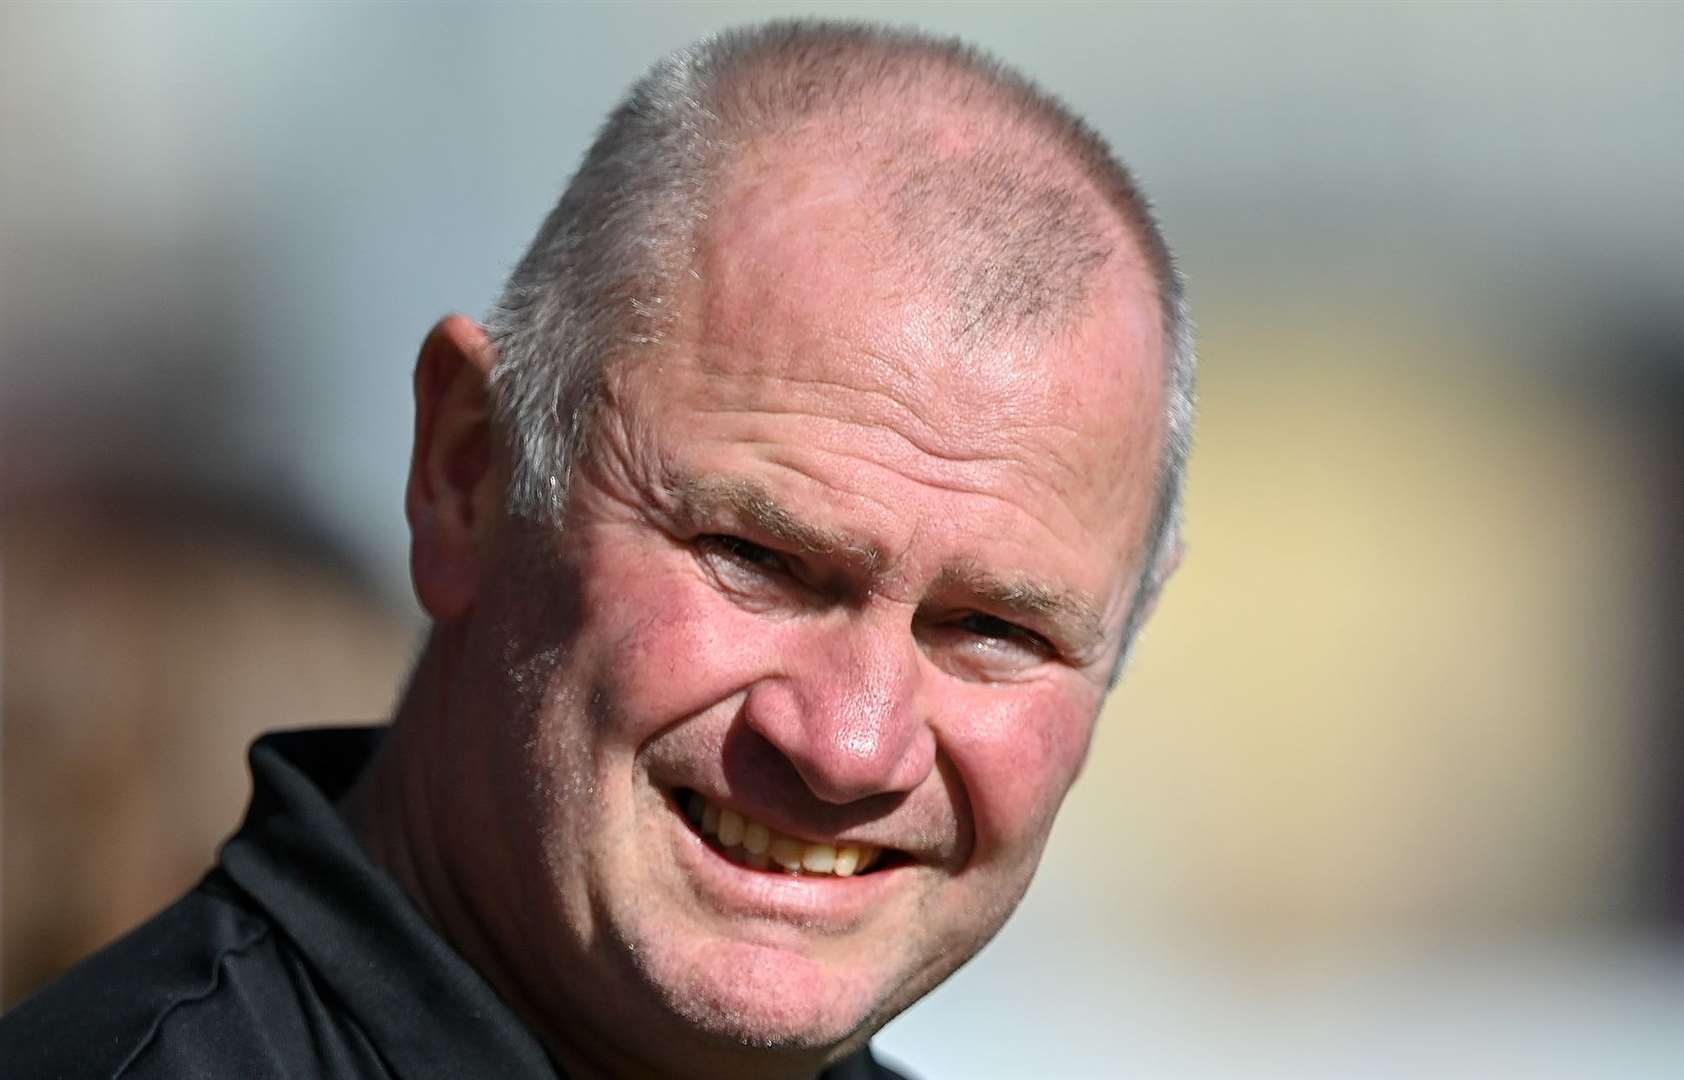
339,633,459,939
343,633,573,1064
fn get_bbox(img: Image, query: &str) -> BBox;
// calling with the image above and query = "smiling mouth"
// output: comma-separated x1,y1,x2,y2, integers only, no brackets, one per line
675,789,896,878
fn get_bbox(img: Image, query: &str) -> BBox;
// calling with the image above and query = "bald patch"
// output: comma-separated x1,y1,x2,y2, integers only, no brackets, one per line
708,118,1128,363
876,140,1114,341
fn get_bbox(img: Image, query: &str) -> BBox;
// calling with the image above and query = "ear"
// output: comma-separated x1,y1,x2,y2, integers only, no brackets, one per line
406,314,504,621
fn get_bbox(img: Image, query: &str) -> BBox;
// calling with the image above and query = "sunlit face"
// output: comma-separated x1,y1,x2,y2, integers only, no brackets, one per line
437,152,1167,1075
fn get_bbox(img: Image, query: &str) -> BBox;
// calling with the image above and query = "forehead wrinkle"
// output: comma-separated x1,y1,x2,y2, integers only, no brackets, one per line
685,362,1076,479
666,471,884,573
696,400,1035,477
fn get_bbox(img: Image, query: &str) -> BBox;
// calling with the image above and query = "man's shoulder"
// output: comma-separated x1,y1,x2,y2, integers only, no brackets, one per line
0,873,383,1078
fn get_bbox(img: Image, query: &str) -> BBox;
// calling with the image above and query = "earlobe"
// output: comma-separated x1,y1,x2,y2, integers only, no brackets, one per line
406,314,503,621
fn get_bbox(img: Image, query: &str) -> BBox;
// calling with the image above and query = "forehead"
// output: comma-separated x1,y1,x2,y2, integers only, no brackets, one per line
616,138,1166,601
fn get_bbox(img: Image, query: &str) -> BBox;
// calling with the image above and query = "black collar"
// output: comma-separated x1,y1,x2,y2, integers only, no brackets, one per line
221,727,561,1077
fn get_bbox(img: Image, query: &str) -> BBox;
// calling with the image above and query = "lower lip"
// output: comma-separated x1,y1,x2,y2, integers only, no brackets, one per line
666,798,905,926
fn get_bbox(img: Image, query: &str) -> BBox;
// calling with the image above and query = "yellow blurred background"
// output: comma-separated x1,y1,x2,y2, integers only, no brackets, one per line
4,3,1681,1075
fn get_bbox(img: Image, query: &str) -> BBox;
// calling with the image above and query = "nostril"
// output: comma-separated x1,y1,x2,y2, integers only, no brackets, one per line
739,662,935,805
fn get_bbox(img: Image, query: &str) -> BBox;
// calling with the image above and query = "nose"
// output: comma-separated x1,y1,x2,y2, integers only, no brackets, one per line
743,615,937,804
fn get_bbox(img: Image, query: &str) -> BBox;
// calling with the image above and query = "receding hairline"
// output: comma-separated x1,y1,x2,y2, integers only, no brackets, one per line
663,27,1181,343
707,104,1154,339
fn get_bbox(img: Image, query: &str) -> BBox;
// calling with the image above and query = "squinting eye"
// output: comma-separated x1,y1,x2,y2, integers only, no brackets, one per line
955,613,1052,655
698,534,788,576
918,611,1058,682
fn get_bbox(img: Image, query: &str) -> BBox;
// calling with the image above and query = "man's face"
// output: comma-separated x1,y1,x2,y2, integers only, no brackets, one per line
439,153,1166,1071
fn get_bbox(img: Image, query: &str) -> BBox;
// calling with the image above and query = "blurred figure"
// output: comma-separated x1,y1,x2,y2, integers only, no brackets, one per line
2,486,414,1005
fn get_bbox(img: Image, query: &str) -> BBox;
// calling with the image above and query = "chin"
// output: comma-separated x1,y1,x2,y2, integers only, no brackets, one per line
629,933,896,1057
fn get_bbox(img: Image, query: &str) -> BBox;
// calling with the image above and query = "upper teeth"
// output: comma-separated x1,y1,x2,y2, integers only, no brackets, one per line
687,792,880,877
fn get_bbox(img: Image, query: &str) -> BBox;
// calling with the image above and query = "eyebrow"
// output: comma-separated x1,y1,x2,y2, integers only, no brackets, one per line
669,471,1111,661
669,474,884,572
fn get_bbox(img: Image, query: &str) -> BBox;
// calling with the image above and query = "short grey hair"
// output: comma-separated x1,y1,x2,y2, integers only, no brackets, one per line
484,19,1195,674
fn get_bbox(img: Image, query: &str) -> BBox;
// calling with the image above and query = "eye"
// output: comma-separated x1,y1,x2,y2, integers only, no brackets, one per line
697,535,801,593
920,611,1057,681
698,534,788,575
954,612,1053,656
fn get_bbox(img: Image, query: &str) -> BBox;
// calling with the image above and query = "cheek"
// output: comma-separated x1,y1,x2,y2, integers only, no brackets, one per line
571,538,771,733
939,692,1096,863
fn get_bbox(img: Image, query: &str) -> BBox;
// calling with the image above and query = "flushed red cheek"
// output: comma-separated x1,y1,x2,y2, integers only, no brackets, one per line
578,547,770,727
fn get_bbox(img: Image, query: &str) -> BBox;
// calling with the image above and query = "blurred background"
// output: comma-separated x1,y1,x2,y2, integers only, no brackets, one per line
3,3,1680,1076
